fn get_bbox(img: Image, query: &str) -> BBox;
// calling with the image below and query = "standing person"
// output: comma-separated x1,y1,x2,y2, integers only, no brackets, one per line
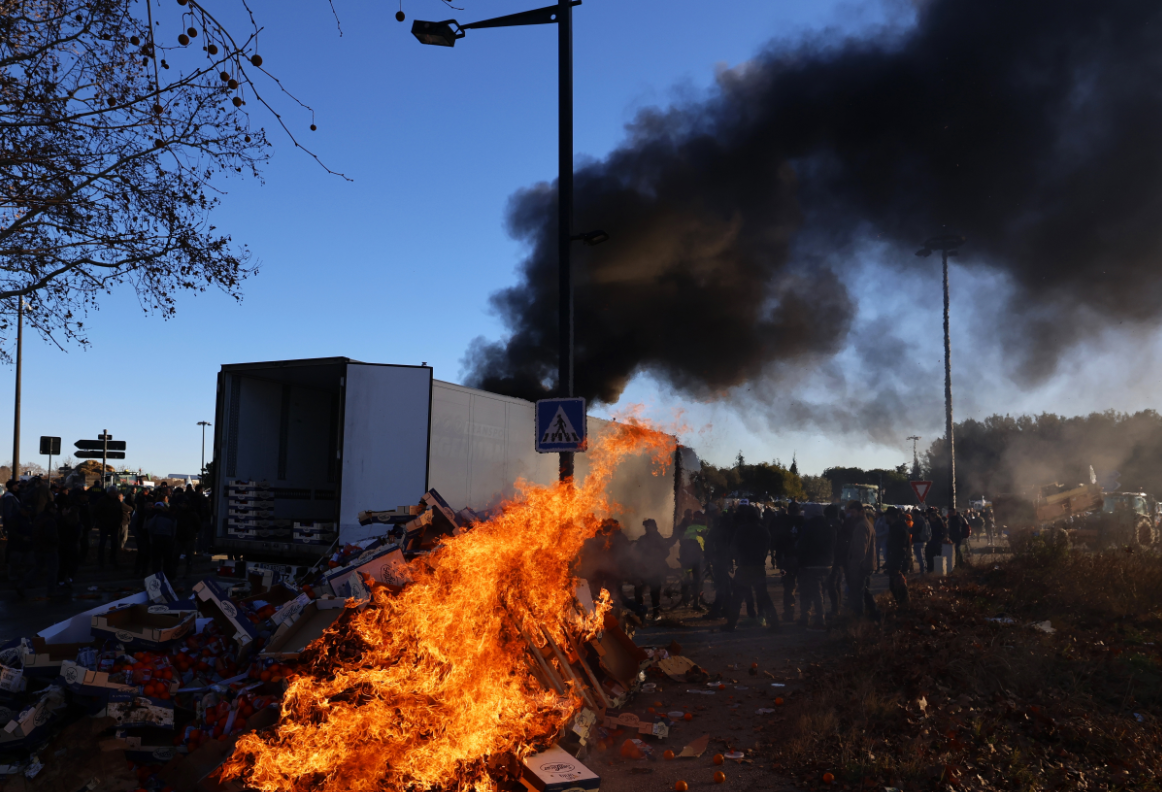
75,484,94,563
193,484,212,554
883,508,911,607
630,519,676,621
947,508,968,567
911,508,931,573
725,504,776,631
828,502,852,618
131,493,152,576
845,501,880,620
147,501,177,580
925,507,947,573
772,502,802,624
16,501,60,599
95,490,123,569
3,480,30,581
677,510,707,611
703,505,735,619
983,507,996,545
175,498,201,575
55,494,80,588
796,503,837,631
873,506,889,571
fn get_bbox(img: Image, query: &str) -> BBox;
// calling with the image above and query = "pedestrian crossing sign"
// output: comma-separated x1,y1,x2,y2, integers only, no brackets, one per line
535,397,587,453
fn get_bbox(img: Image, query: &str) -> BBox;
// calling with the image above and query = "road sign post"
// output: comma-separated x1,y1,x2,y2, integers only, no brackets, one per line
39,436,60,483
74,433,127,481
535,398,587,455
911,480,933,504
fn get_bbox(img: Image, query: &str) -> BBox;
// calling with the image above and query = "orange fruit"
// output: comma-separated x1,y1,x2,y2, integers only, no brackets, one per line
675,783,688,792
663,750,675,760
774,697,784,705
823,772,835,784
713,754,724,765
714,770,726,783
683,712,694,721
751,662,759,669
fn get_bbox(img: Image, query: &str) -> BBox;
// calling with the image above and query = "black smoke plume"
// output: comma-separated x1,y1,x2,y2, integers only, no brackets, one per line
464,0,1162,407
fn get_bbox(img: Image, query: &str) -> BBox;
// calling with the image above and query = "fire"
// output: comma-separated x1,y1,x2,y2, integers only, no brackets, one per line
220,414,676,792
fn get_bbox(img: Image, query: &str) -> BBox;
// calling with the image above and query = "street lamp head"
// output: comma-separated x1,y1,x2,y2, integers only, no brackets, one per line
411,19,463,47
571,229,610,247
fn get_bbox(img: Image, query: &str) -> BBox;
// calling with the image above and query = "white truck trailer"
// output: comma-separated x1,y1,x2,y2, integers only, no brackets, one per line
211,357,699,560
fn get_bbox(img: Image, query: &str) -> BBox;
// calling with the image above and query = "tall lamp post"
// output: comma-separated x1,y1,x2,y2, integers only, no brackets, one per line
907,435,921,479
11,299,22,480
411,1,607,483
197,421,211,477
916,235,965,509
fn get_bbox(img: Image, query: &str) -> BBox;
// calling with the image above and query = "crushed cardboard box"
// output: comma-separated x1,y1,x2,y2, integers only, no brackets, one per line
90,604,196,650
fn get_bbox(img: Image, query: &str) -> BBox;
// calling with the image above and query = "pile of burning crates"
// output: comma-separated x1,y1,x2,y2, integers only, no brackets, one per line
0,488,688,792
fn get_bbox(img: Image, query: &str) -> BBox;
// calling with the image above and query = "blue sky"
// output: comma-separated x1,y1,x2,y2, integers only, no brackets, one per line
4,0,1162,479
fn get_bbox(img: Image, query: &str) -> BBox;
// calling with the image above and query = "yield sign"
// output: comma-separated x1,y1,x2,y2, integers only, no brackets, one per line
911,480,933,503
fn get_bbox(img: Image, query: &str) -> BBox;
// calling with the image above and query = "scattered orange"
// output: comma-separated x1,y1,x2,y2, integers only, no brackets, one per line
683,712,694,721
774,697,785,705
823,772,835,784
663,750,675,760
713,754,724,765
751,662,759,669
713,770,726,783
674,783,688,792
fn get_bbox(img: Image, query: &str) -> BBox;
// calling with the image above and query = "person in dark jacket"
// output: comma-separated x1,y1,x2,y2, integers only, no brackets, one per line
676,510,707,610
947,509,969,567
174,499,201,574
796,503,836,630
147,501,178,579
726,504,775,631
130,493,152,576
925,507,947,573
630,519,677,620
94,490,124,568
3,480,31,580
845,502,880,620
17,502,60,599
883,508,911,606
772,502,802,623
703,505,737,619
827,503,852,617
911,510,930,573
55,494,80,587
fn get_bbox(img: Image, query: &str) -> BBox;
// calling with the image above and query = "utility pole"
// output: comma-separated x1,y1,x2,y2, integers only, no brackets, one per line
907,435,921,478
916,235,965,509
11,299,22,481
198,421,211,475
557,0,574,485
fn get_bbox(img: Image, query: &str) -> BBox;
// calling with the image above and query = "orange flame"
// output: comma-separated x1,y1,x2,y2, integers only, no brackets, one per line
220,415,676,792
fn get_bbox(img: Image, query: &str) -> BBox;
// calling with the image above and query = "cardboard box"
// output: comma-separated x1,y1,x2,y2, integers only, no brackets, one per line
293,531,337,546
520,744,600,792
0,688,67,749
99,693,175,728
601,710,669,738
106,727,185,764
325,547,411,598
58,661,139,699
260,598,349,660
0,666,24,695
91,605,195,650
247,560,307,580
191,580,258,656
19,636,97,678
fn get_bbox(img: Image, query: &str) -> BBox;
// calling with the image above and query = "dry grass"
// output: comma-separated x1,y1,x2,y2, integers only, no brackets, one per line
767,550,1162,791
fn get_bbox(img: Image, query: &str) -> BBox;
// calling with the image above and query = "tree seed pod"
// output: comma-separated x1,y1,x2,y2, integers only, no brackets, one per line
155,139,164,148
178,0,188,4
232,97,243,107
106,97,116,106
178,34,189,46
207,44,218,55
310,124,317,131
250,54,263,67
130,36,140,45
153,104,163,114
396,10,405,22
187,27,197,37
227,79,238,89
220,71,230,81
244,135,251,142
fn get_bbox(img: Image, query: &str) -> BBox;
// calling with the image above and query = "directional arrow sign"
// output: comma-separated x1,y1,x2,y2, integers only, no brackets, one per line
75,451,126,460
910,480,933,503
75,439,127,451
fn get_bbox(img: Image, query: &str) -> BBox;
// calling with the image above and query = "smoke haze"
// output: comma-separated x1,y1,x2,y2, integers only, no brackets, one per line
464,0,1162,420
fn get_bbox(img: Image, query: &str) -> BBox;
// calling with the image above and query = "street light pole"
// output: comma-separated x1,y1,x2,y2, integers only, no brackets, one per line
557,0,574,484
11,299,22,481
907,435,921,478
197,421,211,475
916,235,965,510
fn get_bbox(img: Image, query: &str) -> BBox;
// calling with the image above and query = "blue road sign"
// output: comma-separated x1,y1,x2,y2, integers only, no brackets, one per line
535,398,587,453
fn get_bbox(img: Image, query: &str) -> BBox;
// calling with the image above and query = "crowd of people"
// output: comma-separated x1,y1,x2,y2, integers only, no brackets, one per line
1,476,211,599
578,499,994,632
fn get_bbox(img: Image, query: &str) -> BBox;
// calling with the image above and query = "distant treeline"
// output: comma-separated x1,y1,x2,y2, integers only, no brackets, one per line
695,410,1162,509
